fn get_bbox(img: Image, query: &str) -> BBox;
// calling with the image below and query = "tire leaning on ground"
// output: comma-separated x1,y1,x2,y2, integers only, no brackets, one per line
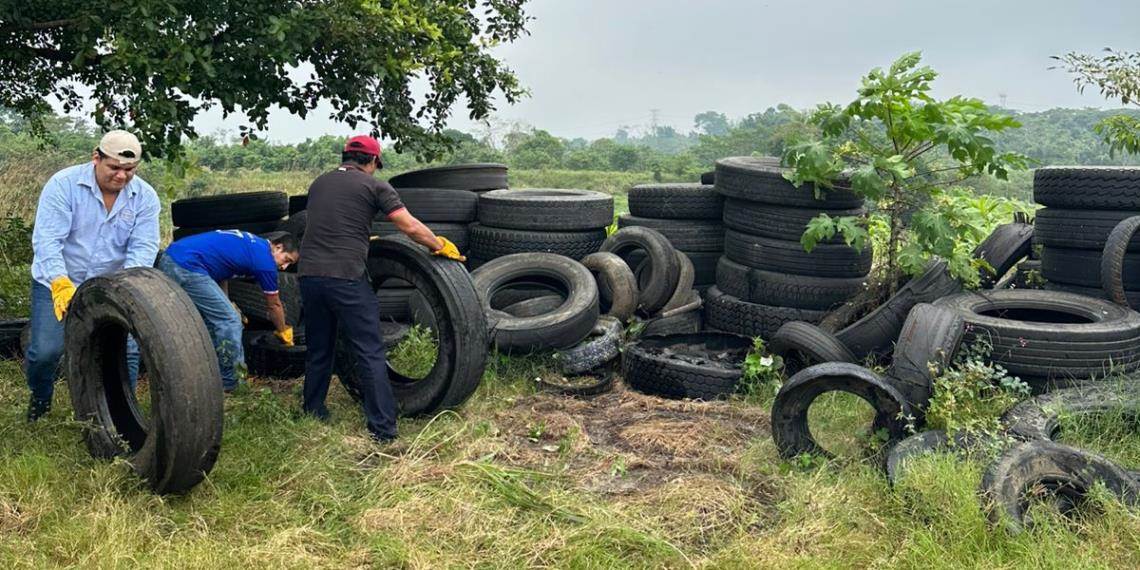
171,191,289,228
472,253,600,351
622,332,751,400
974,221,1034,288
478,189,614,231
770,362,913,459
600,226,681,315
555,316,623,375
1101,215,1140,309
336,236,489,415
886,303,966,412
885,429,1004,486
65,268,223,495
1001,384,1140,442
768,321,857,377
580,252,638,322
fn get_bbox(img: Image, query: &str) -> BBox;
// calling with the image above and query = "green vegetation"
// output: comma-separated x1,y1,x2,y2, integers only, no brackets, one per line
1055,49,1140,156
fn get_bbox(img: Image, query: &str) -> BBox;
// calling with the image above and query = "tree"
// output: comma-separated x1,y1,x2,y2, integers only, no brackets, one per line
784,52,1028,298
0,1,531,159
1055,49,1140,156
694,111,730,136
504,128,564,169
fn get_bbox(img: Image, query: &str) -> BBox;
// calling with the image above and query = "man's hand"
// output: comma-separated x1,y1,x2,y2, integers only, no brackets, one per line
50,276,77,321
230,302,249,326
274,326,295,347
432,236,466,262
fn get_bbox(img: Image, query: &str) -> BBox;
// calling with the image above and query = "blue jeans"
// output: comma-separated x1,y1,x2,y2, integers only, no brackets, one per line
158,256,245,390
26,281,139,402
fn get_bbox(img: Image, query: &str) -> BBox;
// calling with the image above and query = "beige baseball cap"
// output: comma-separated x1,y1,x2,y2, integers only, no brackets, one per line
97,130,142,164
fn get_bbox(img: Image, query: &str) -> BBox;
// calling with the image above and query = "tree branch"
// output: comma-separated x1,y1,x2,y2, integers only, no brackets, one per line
0,19,80,34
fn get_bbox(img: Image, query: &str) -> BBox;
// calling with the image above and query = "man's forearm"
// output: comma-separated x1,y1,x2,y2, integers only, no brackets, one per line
265,295,288,331
406,220,443,251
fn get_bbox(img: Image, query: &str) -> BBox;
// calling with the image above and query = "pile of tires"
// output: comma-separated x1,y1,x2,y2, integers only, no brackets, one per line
618,182,723,289
707,156,871,338
468,189,614,267
600,226,703,334
170,191,289,240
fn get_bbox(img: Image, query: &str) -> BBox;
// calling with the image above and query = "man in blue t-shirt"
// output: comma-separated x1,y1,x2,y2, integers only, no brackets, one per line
159,230,300,391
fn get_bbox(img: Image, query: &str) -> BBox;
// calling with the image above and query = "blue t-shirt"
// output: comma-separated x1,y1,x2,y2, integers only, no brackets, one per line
165,230,279,293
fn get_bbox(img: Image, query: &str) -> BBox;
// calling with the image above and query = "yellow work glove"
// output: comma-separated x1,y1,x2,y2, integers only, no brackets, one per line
230,302,249,326
50,276,77,321
431,236,466,262
274,326,295,347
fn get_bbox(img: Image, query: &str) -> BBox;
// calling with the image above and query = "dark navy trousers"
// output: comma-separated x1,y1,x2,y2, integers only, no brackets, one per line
299,276,397,439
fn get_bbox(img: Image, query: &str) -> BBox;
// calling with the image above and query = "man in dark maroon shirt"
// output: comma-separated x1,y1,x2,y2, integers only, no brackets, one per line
299,135,463,442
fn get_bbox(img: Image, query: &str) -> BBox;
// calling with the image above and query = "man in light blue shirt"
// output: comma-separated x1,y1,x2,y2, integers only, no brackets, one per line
25,130,161,421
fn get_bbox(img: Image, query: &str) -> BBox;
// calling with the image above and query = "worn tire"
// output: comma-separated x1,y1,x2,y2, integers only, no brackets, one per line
288,194,308,215
655,250,696,315
1035,209,1140,252
0,318,27,359
622,332,750,400
771,362,913,459
769,321,857,377
715,156,864,209
1044,281,1140,307
472,253,599,351
704,286,827,339
722,199,863,243
65,268,223,494
377,286,414,322
886,303,966,411
468,224,606,263
538,367,615,397
246,329,307,379
388,163,508,192
628,183,723,220
228,272,303,328
725,230,872,278
642,297,703,336
1033,166,1140,210
173,220,283,241
1102,216,1140,308
716,257,865,311
600,226,680,315
393,187,479,222
975,222,1034,288
1042,246,1140,289
371,221,471,252
618,214,724,252
886,429,1002,486
581,252,638,322
478,189,613,231
277,211,308,241
556,316,623,374
172,191,288,228
1002,384,1140,442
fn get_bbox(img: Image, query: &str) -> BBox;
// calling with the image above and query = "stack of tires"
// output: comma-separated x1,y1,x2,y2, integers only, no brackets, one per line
468,189,614,268
707,157,871,338
617,183,723,289
170,191,289,240
1035,166,1140,305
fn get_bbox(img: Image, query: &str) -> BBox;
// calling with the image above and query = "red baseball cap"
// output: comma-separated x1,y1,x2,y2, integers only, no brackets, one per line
344,135,382,164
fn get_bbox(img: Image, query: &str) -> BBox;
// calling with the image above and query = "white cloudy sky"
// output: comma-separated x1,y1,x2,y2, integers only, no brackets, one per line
173,0,1140,143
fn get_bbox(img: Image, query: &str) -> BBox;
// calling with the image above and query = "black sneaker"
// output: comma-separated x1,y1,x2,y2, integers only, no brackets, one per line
26,397,51,422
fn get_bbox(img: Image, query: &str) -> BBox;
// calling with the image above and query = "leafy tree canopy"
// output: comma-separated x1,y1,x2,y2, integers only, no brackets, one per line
1055,48,1140,156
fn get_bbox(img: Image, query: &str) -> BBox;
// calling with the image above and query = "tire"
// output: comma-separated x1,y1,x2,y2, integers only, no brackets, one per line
722,199,864,243
628,183,723,220
538,367,616,397
173,220,283,241
1102,216,1140,308
1043,246,1140,290
336,236,489,414
935,289,1140,381
277,210,308,241
477,189,613,231
371,221,471,252
704,286,827,339
622,332,751,400
834,259,961,359
617,214,724,252
172,191,289,228
556,316,623,375
980,440,1140,534
377,286,414,322
472,253,599,351
246,329,307,379
686,250,719,286
468,224,606,263
600,226,681,315
1033,166,1140,210
886,429,1002,486
700,171,715,185
770,362,913,459
886,303,966,411
500,295,564,317
1035,209,1140,251
228,272,304,327
769,321,857,377
1001,384,1140,442
655,250,696,315
65,268,223,494
1044,281,1140,308
724,229,872,278
716,257,866,311
388,163,508,192
974,222,1034,288
581,252,638,322
393,187,479,222
288,194,308,215
642,301,703,336
0,318,27,359
714,156,864,209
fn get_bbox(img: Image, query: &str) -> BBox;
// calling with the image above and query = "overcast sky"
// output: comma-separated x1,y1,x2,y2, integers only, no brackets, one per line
185,0,1139,143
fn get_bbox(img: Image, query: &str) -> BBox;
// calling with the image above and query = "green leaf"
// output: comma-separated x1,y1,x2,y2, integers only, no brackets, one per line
801,214,837,253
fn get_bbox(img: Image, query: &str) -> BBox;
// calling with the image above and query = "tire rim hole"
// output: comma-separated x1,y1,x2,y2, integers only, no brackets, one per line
977,307,1095,324
94,320,148,451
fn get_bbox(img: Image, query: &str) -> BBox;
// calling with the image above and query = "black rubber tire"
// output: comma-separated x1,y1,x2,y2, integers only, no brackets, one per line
173,220,283,241
371,222,471,252
656,250,696,315
642,297,703,337
622,332,750,400
472,253,600,351
377,286,414,322
600,226,681,315
336,236,489,415
834,259,961,359
172,191,289,228
724,229,872,278
628,183,723,220
769,321,857,377
980,440,1140,534
704,286,827,339
1043,246,1140,290
1035,209,1140,252
686,250,719,287
581,252,638,322
498,295,564,318
0,318,27,359
1001,384,1140,442
974,222,1034,288
277,211,308,241
388,163,508,192
714,156,864,209
771,362,913,459
468,224,606,263
700,171,715,185
477,189,613,231
716,257,866,311
722,199,864,244
65,268,223,494
1102,216,1140,308
227,272,303,328
1033,166,1140,209
246,330,307,379
538,367,616,397
393,187,479,222
288,194,308,216
886,429,1002,486
935,289,1140,381
886,303,966,411
617,214,724,252
1044,281,1140,307
556,316,623,374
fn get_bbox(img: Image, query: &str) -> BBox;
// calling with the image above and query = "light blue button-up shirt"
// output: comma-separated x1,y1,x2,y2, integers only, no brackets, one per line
31,163,161,289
